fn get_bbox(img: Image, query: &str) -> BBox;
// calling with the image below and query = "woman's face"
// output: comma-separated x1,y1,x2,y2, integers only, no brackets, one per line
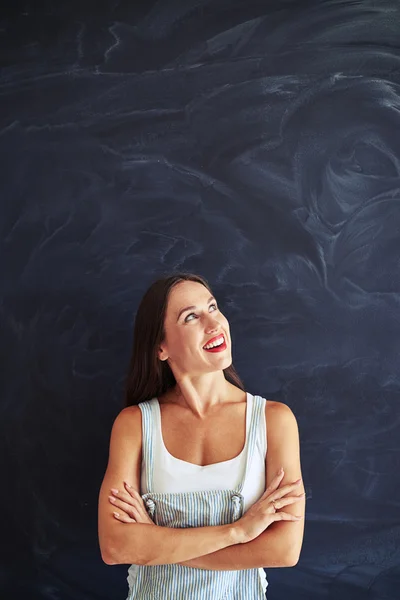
158,280,232,377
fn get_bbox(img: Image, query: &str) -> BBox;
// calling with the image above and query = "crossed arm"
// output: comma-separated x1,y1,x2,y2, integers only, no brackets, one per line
178,401,306,569
101,401,305,569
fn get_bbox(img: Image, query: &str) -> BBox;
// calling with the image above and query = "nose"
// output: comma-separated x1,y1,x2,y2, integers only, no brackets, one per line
205,315,221,334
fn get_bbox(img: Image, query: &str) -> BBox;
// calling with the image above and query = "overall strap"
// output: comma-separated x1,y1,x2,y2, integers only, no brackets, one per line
138,400,155,493
235,395,265,494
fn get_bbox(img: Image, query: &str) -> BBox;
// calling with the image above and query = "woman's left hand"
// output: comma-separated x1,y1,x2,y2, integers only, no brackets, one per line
108,481,154,525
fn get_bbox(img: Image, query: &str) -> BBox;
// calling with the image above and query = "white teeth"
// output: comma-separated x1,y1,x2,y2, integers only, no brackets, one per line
203,336,224,350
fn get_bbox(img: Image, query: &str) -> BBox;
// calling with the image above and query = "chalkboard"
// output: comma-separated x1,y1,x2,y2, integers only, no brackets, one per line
1,1,400,599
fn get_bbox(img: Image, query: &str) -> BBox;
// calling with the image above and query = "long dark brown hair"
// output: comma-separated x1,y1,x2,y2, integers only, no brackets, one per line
124,272,244,407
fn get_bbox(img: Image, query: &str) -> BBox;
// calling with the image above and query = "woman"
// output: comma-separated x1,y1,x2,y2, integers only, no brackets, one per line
98,272,305,599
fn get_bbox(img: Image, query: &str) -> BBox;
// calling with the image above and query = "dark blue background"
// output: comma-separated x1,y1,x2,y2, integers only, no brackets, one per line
1,1,400,598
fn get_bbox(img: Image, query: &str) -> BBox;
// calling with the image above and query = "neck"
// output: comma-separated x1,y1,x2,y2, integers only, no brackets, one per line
171,373,239,419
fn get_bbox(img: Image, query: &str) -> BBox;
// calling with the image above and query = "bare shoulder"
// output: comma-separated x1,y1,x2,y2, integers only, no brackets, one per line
105,405,143,480
265,400,298,432
263,400,302,486
98,405,143,516
113,404,142,430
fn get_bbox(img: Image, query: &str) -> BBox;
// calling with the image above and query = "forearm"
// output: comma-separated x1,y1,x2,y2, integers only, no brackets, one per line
108,522,240,566
178,522,301,570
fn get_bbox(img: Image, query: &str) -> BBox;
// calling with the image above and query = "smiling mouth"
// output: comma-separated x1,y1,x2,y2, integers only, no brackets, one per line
203,335,227,352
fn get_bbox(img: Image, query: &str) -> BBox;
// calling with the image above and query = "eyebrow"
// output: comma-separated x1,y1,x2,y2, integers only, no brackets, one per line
176,295,216,321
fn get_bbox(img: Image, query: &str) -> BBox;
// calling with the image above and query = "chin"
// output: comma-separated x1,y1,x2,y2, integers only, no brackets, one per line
218,355,233,370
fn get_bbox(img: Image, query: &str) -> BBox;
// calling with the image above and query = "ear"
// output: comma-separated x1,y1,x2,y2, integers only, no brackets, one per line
158,346,168,361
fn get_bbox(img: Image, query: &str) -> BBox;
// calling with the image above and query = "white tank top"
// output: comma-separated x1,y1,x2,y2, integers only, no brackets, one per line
139,391,268,593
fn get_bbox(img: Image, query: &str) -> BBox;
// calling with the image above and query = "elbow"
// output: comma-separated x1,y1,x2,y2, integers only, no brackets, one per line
281,543,302,568
101,545,118,565
100,537,125,565
100,541,147,566
98,531,118,565
99,536,124,566
98,523,157,566
283,552,300,567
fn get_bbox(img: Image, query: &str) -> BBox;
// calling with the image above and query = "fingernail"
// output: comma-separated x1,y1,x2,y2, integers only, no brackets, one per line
109,496,116,502
124,481,132,488
295,478,302,483
110,488,119,494
278,467,284,474
113,512,120,517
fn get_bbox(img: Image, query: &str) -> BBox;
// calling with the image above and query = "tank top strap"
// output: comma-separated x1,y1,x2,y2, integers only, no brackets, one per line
138,400,156,493
234,394,265,495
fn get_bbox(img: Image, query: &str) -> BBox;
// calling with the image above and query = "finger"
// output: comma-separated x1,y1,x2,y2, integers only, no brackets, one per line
111,489,135,504
109,496,137,519
113,511,136,523
113,493,141,510
124,481,139,496
120,486,147,511
272,511,303,522
129,487,146,503
109,494,130,508
123,482,140,499
119,486,155,524
111,496,153,525
271,479,303,499
260,470,285,498
128,488,147,509
121,488,147,513
125,487,153,521
273,494,305,509
111,499,137,519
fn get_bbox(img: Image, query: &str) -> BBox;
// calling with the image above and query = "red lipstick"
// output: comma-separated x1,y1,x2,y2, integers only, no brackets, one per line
203,335,227,353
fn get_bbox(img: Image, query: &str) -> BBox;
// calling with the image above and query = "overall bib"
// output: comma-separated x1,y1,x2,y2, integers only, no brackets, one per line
127,394,267,599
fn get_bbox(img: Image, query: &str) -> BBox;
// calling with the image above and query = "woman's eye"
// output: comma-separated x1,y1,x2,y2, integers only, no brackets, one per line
185,303,218,322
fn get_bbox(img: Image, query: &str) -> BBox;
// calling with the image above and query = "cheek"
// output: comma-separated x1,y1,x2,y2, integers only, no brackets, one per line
171,329,199,357
221,314,230,331
222,317,231,343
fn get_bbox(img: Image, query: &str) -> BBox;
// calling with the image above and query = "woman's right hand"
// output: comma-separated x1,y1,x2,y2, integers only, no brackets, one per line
233,469,304,544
